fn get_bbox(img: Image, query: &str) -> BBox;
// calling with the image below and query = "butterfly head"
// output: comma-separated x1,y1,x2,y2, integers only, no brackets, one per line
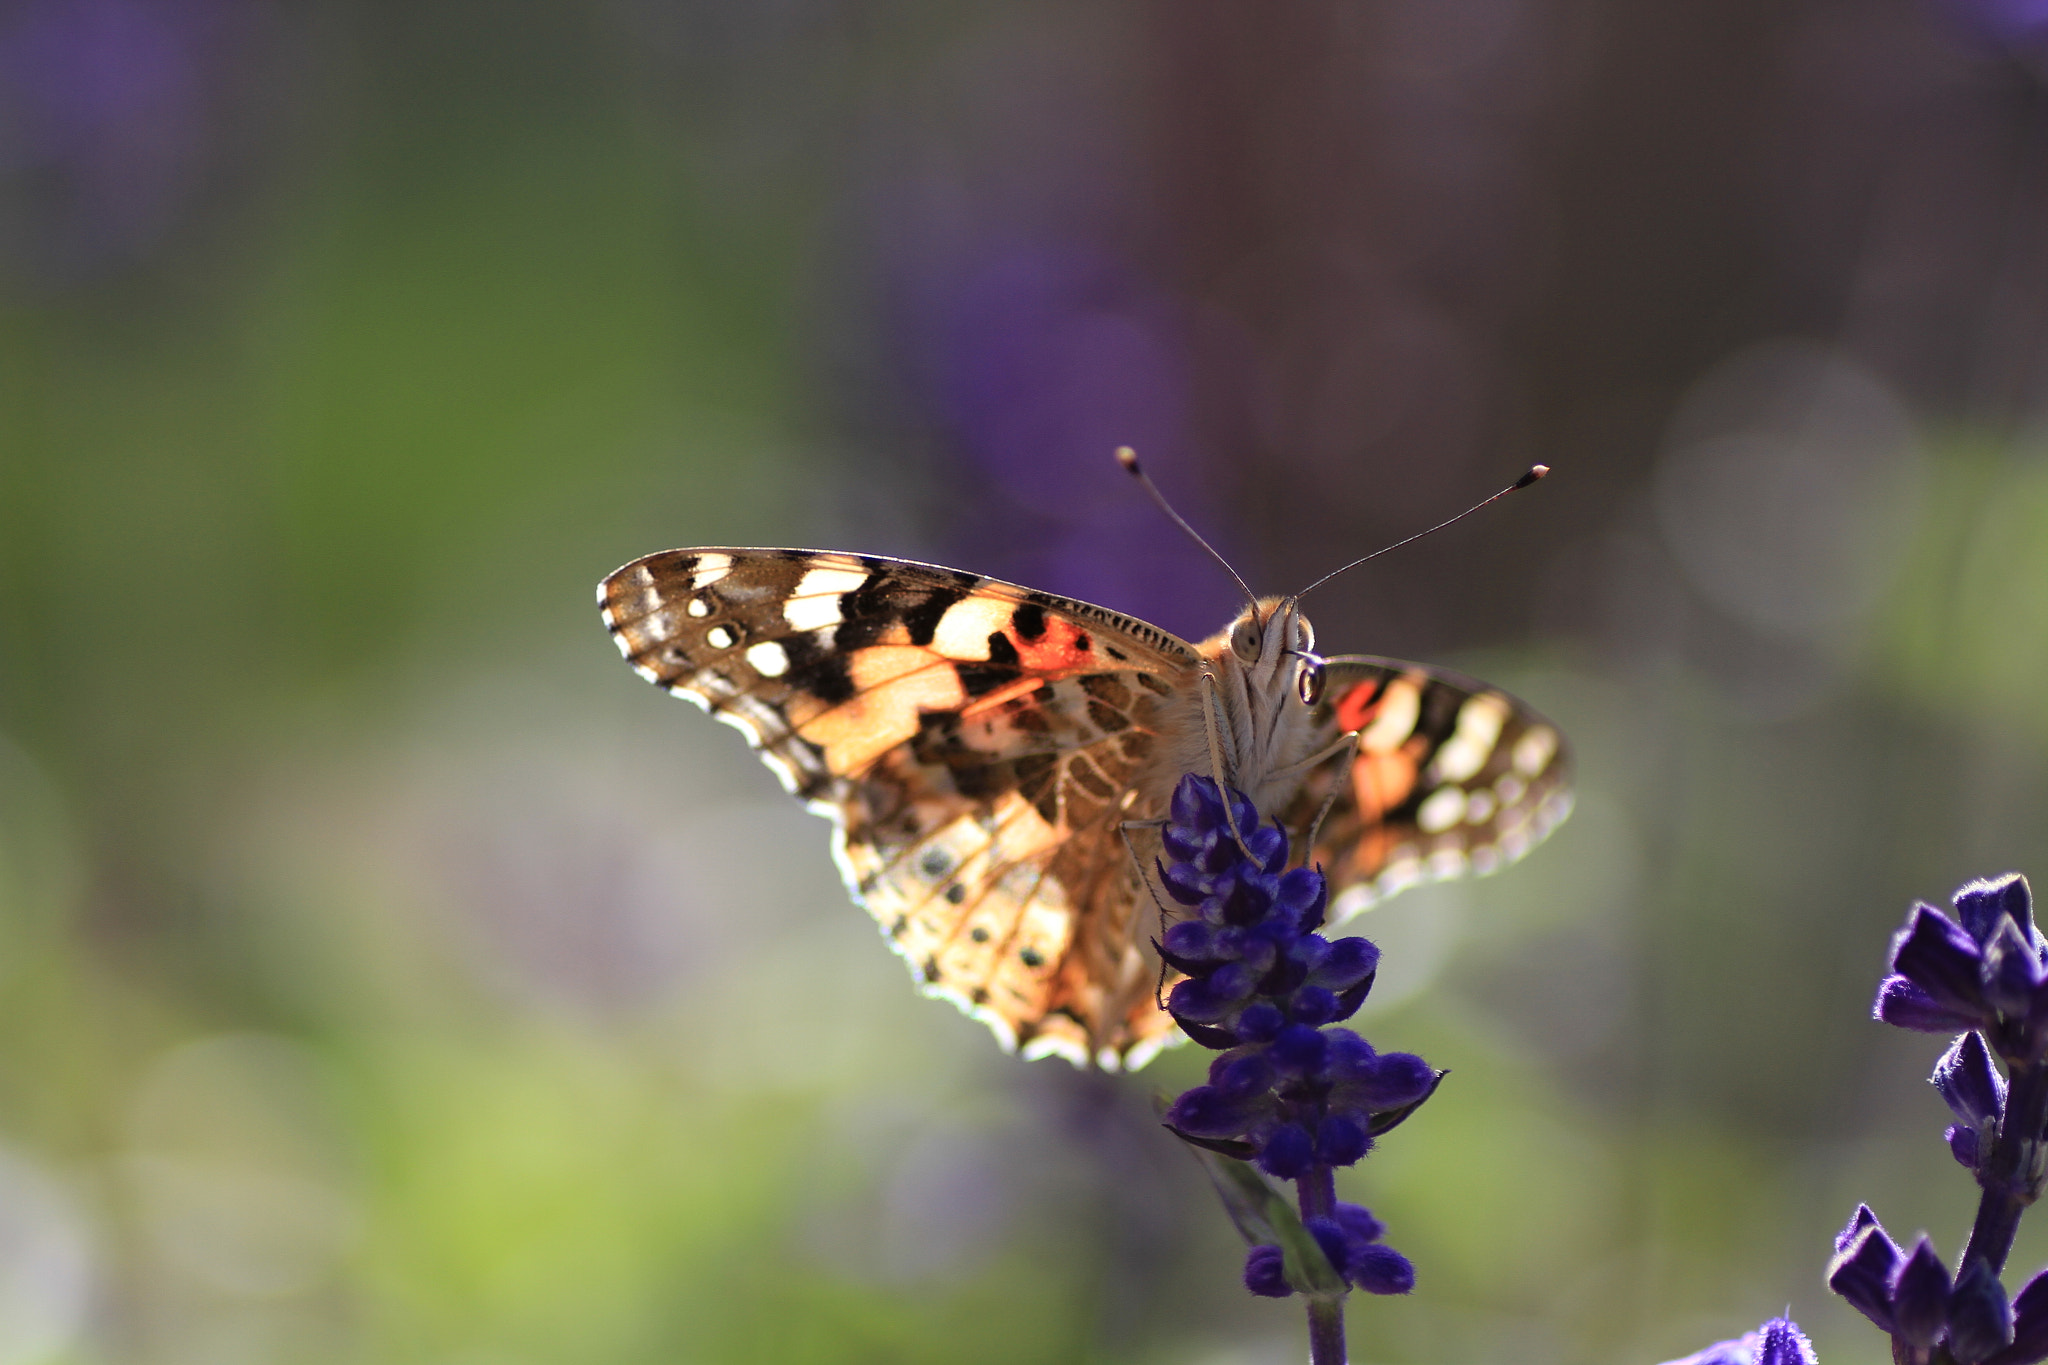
1226,597,1327,709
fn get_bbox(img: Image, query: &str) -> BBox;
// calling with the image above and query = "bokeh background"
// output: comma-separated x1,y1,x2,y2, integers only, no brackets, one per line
4,1,2048,1361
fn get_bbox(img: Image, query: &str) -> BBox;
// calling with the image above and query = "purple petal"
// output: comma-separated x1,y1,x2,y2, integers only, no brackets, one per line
1950,1124,1984,1169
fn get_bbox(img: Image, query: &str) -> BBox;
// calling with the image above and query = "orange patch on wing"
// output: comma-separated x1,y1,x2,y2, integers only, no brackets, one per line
1351,743,1423,821
1010,618,1094,672
796,647,965,776
1334,678,1388,734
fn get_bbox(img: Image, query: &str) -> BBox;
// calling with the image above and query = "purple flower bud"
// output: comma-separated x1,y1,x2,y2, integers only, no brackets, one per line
1159,858,1209,906
1270,1023,1329,1075
1951,1123,1984,1169
1236,1001,1284,1042
1990,1265,2048,1365
1315,1113,1371,1166
1753,1318,1818,1365
1209,1049,1273,1100
1891,1235,1955,1349
1345,1243,1415,1295
1312,936,1381,990
1827,1209,1902,1332
1889,904,1992,1022
1164,1085,1262,1139
1877,974,1991,1033
1949,1258,2015,1364
1277,867,1327,929
1257,1122,1315,1178
1243,1244,1292,1297
1936,1032,2008,1128
1956,874,2035,950
1161,920,1220,963
1290,985,1339,1025
1168,976,1230,1024
1986,918,2046,1018
1332,1202,1385,1244
1352,1051,1437,1109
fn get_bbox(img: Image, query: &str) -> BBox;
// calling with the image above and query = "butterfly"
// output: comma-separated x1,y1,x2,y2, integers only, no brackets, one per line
598,546,1570,1069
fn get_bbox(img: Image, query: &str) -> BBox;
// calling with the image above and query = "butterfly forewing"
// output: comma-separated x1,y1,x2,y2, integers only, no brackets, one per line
600,548,1200,1065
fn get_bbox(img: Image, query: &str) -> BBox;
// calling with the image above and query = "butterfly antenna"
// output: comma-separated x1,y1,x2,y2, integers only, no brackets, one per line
1296,464,1550,600
1116,447,1260,614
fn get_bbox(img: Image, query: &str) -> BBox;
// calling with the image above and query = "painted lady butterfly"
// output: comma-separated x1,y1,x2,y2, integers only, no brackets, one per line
598,545,1570,1069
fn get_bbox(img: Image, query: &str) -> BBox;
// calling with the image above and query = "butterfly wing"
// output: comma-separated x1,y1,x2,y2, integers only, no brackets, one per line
598,548,1200,1067
1278,656,1572,917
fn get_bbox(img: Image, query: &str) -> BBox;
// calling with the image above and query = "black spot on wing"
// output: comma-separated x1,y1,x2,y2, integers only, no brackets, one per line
779,631,855,705
955,633,1021,698
1011,602,1047,640
903,584,968,646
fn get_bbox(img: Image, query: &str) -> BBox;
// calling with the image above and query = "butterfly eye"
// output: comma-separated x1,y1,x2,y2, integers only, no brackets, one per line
1296,660,1325,706
1229,617,1262,662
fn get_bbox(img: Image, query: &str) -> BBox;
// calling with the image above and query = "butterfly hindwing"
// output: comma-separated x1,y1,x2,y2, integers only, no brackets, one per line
1282,656,1572,917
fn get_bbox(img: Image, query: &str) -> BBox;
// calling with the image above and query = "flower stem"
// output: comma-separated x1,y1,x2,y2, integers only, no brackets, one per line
1962,1054,2048,1273
1298,1166,1347,1364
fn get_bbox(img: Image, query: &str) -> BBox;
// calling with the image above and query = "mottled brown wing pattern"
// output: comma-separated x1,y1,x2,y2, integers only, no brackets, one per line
598,548,1200,1066
1280,657,1572,918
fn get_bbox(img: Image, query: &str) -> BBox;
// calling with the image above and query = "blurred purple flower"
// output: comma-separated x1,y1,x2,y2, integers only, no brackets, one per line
0,0,254,281
1657,1317,1817,1365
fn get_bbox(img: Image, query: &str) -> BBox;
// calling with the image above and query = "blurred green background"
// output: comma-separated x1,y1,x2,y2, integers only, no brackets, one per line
5,2,2048,1362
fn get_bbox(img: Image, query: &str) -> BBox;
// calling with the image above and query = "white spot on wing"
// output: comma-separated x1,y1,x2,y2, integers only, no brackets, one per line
745,641,790,677
692,553,732,587
705,625,737,650
686,596,712,618
1416,786,1466,833
1431,693,1509,783
785,566,865,631
1513,726,1558,777
1359,677,1422,752
933,596,1013,659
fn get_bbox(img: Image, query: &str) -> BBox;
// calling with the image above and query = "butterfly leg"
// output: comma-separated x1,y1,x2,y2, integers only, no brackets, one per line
1301,733,1363,857
1195,669,1255,856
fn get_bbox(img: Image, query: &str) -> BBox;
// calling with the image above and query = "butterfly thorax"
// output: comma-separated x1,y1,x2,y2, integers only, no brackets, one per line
1154,596,1332,819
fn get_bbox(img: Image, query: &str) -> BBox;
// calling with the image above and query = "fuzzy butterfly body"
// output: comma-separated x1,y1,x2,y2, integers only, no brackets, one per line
599,547,1570,1069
